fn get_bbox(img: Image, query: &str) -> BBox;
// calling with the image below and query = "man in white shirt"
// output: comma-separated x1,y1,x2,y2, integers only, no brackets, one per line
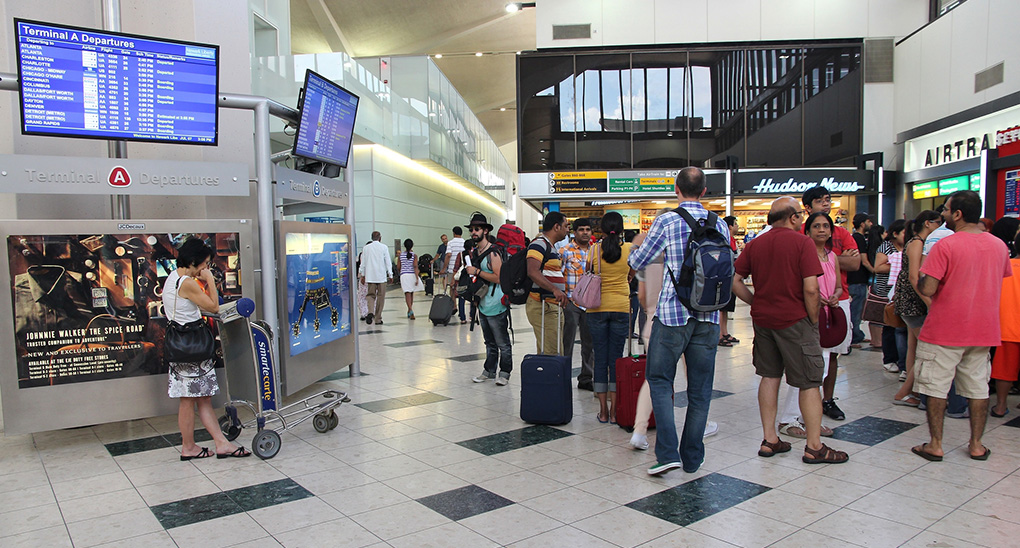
359,231,391,325
443,226,466,294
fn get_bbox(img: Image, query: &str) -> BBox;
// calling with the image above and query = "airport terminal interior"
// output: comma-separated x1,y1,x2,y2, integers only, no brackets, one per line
2,0,1020,547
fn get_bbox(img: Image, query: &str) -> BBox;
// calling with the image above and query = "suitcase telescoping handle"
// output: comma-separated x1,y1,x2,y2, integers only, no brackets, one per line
539,299,563,356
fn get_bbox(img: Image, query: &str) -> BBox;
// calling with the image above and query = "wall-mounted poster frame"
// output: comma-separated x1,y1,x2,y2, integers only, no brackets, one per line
276,220,356,396
0,219,253,434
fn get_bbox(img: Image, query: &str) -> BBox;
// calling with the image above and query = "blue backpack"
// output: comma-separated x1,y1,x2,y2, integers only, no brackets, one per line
666,208,734,312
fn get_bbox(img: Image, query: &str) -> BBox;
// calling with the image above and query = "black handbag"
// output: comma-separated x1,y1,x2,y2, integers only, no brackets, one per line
164,276,215,364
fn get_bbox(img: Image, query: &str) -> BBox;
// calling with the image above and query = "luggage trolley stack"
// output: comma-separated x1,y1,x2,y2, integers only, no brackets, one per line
215,298,349,459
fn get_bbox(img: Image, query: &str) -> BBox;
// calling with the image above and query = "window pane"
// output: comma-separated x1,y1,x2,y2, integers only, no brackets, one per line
645,68,667,122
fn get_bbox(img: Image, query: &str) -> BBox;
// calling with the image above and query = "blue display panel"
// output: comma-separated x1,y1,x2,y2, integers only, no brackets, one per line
284,233,351,357
293,70,359,168
15,19,219,145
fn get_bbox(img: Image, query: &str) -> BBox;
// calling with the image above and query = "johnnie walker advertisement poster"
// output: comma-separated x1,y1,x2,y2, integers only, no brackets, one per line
8,232,243,388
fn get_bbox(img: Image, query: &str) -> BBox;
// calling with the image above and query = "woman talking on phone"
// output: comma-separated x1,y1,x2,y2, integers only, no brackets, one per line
164,238,250,460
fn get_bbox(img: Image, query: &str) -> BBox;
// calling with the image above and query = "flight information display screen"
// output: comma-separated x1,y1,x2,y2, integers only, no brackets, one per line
293,70,359,168
15,19,219,145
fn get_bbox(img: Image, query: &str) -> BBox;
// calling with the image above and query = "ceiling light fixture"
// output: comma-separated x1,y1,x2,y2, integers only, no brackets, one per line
500,107,506,111
475,52,484,57
434,53,442,59
505,2,535,13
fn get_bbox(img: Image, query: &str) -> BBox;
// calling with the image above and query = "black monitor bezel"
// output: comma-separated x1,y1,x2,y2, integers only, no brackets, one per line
292,69,360,169
14,18,220,146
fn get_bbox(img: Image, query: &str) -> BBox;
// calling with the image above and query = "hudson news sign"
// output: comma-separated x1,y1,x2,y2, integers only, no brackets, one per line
733,169,874,195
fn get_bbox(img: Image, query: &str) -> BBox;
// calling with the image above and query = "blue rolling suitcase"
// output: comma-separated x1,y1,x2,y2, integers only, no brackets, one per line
520,306,572,425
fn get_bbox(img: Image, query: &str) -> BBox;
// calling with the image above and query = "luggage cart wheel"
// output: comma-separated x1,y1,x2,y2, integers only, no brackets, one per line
313,413,331,433
219,415,241,441
327,410,339,430
252,429,281,459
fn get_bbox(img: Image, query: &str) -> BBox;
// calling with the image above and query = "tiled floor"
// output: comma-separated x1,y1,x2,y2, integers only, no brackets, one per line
2,295,1018,547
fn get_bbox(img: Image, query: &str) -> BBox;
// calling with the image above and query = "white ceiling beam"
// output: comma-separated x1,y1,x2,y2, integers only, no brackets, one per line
402,12,516,55
303,0,355,54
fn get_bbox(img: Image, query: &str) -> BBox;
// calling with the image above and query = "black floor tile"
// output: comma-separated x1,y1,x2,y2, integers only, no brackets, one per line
448,352,489,362
457,425,573,456
830,416,919,446
225,478,313,512
163,430,214,447
359,329,385,335
416,485,514,521
673,390,734,408
626,473,770,527
398,392,451,406
355,391,450,413
1002,414,1020,428
105,435,172,457
150,492,243,529
384,339,443,348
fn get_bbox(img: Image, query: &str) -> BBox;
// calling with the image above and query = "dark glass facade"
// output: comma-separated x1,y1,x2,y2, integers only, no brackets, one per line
518,41,863,172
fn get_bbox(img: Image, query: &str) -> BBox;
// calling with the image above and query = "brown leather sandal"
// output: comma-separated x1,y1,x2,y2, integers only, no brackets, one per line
758,438,792,457
802,443,848,464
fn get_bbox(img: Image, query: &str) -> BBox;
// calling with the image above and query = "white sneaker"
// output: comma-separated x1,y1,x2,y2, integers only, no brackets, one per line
703,421,719,438
472,373,493,383
899,371,908,382
629,433,649,450
495,376,509,386
883,362,900,373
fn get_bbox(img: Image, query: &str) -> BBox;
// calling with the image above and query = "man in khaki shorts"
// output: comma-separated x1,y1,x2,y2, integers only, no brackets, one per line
732,197,849,465
911,191,1012,462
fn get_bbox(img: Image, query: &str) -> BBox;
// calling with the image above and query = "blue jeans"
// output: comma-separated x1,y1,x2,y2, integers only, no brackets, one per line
587,311,628,393
919,382,969,415
479,310,512,378
848,283,868,344
646,316,719,471
882,326,908,370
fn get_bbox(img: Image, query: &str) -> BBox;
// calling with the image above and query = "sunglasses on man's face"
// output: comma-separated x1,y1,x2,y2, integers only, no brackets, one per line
469,227,485,233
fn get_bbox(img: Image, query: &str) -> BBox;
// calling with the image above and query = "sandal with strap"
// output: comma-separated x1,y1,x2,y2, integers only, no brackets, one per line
802,443,849,464
217,446,252,459
180,446,214,461
758,438,792,457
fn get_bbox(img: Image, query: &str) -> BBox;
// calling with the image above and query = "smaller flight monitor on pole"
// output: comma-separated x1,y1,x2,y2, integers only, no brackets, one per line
293,70,359,168
14,19,220,145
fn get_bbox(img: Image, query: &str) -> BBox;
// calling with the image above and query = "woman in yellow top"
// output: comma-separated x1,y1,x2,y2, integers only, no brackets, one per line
586,211,634,423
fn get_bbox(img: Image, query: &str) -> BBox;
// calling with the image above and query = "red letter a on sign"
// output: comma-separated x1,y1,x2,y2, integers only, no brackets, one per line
109,166,131,187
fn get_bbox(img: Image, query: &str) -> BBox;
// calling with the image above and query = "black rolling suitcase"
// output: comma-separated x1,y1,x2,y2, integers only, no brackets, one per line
520,306,572,425
429,288,455,326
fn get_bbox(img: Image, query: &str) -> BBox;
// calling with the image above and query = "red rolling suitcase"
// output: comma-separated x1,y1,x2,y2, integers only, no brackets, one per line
615,330,655,431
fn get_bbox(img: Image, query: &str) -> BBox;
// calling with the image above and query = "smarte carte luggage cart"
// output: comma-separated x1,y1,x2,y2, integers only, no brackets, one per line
216,298,349,459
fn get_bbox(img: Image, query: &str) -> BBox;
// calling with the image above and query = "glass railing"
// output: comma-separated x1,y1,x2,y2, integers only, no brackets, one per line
251,53,509,204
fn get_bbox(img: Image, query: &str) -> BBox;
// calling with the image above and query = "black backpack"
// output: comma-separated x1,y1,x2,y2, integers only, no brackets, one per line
666,208,735,312
456,248,494,305
500,237,548,305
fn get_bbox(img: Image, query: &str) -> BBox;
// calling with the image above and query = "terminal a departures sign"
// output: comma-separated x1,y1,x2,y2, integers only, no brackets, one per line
547,170,718,194
0,154,248,196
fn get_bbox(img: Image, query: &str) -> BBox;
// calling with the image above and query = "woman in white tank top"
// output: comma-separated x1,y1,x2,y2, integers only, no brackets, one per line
165,238,250,460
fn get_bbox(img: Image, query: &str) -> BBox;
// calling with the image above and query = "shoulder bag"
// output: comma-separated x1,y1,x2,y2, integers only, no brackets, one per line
164,276,216,368
572,243,602,309
861,290,888,325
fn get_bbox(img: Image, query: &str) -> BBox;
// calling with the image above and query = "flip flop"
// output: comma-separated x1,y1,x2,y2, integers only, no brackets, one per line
893,395,921,407
911,443,943,462
180,447,214,461
596,413,609,424
217,446,252,459
991,407,1009,418
971,447,991,461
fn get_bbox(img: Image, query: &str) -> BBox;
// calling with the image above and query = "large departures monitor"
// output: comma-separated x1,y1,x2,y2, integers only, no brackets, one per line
14,19,219,145
293,70,359,169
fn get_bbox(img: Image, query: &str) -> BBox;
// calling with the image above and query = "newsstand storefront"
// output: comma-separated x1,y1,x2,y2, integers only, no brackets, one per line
518,167,878,244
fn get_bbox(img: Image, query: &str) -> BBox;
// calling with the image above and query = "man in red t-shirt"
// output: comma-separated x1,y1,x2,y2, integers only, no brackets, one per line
802,187,860,421
911,190,1012,462
732,196,849,465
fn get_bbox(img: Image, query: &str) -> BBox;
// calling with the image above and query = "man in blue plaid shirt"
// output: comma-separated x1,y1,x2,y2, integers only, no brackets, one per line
628,167,730,476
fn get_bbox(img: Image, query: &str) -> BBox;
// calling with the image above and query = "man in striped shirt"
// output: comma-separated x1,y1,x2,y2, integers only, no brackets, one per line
526,211,569,355
561,218,595,390
628,167,730,476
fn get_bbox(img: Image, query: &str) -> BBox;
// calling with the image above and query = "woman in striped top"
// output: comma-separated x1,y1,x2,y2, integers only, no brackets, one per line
397,239,421,319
